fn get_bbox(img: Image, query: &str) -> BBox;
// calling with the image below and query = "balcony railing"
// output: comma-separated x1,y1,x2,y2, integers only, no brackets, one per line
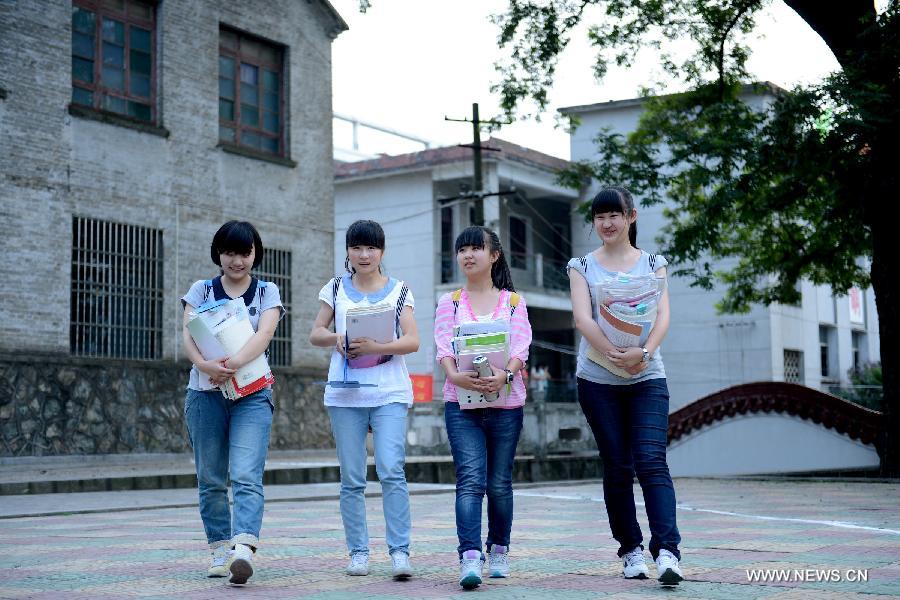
440,252,570,292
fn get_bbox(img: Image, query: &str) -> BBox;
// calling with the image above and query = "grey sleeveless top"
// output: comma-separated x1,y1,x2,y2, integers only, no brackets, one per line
566,250,668,385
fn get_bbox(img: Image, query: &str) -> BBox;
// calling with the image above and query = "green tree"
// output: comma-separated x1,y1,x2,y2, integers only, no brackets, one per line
493,0,899,474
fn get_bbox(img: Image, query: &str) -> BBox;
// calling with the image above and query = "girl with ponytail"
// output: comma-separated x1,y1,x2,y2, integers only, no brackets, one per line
433,226,532,589
567,186,683,586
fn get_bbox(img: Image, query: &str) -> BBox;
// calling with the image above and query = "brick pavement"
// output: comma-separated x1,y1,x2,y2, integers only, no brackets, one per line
0,479,897,599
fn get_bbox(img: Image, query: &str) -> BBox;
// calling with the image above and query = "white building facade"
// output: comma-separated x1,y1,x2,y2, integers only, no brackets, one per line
560,88,881,413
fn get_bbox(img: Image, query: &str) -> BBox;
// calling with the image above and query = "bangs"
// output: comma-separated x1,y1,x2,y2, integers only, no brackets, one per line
591,188,629,216
210,220,263,267
454,226,488,253
346,220,385,249
214,222,256,254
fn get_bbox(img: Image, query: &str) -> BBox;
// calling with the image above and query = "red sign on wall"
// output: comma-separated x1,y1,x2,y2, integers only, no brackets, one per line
409,374,433,403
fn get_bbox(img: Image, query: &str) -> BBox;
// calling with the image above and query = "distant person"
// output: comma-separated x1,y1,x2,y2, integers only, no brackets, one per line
181,221,284,585
309,219,418,580
434,226,532,589
567,187,683,586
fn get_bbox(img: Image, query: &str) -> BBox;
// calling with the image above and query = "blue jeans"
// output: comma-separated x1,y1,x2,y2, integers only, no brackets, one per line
183,388,273,549
444,401,524,558
577,377,681,560
328,402,411,556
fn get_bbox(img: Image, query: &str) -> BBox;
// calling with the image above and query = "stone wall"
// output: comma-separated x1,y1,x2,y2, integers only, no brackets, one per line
0,353,331,457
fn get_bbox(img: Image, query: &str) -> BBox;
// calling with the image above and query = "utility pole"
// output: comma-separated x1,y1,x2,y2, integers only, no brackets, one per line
445,103,511,225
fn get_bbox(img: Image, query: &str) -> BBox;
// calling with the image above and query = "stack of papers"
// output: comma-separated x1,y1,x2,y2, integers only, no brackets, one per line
452,320,510,409
345,303,395,369
188,298,274,400
587,273,666,378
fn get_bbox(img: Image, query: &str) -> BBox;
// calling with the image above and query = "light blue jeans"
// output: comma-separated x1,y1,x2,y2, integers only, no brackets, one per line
328,402,411,556
184,388,273,549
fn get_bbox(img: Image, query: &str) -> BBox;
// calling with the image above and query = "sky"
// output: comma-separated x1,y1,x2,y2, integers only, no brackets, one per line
329,0,842,161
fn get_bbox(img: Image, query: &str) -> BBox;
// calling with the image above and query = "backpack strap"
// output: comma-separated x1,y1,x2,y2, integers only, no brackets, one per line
331,276,341,332
648,253,656,271
451,288,463,318
203,279,213,304
508,291,520,317
395,282,410,338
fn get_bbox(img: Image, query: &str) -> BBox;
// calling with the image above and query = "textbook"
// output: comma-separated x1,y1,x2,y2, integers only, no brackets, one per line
586,273,664,378
586,304,653,378
345,303,395,369
452,329,510,409
188,298,274,400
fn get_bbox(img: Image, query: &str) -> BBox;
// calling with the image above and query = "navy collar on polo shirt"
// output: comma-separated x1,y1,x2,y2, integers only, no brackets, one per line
212,275,258,306
341,273,398,303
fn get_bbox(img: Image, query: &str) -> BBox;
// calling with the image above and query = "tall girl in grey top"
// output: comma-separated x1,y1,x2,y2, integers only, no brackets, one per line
567,187,684,586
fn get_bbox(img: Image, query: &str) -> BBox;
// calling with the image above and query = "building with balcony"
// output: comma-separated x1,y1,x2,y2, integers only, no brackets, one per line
334,138,593,453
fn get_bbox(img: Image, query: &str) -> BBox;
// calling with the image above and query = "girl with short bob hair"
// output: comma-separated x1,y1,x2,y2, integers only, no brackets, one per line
181,220,285,585
567,186,683,585
309,219,419,580
434,225,532,589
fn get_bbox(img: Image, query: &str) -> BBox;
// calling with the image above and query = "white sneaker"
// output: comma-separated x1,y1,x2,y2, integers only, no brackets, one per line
622,547,649,579
487,545,510,578
391,551,413,579
655,549,684,585
228,544,254,585
458,549,483,589
207,546,231,578
346,552,370,576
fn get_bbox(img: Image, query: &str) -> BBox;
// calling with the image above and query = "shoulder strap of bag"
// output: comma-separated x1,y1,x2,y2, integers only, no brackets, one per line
451,288,463,318
331,276,341,332
395,282,409,338
508,291,520,317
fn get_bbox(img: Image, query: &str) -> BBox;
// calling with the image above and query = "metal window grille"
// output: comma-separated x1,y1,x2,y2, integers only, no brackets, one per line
257,248,292,366
783,349,803,384
70,216,163,359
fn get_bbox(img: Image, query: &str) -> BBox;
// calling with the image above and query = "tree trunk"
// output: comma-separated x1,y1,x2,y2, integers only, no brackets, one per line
869,211,899,476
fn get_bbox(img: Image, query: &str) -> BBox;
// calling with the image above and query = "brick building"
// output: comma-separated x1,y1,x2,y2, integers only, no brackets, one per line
0,0,347,456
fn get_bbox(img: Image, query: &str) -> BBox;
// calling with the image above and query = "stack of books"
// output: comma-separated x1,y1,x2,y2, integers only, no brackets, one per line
345,303,395,369
452,321,510,409
587,273,666,378
188,298,275,400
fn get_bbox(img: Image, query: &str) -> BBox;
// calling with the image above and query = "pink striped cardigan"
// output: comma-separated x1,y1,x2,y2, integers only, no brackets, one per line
434,288,532,408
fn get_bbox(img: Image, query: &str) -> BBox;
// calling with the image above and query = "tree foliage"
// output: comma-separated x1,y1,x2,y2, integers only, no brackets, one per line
494,1,897,313
493,0,899,472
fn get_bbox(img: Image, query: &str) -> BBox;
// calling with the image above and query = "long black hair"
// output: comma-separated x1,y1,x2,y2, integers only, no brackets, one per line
455,226,515,292
210,221,264,268
344,219,386,273
590,186,638,248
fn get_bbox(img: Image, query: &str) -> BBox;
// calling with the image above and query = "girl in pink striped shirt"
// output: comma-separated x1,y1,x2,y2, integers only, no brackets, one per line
434,226,532,589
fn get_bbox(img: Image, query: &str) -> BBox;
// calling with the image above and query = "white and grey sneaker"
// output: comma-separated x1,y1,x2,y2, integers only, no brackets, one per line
487,545,510,578
207,546,231,578
655,549,684,585
458,549,484,589
391,551,413,579
346,552,370,576
622,546,649,579
228,544,254,585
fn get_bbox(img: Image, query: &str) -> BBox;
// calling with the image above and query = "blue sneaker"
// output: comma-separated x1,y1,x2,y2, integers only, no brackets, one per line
458,549,483,589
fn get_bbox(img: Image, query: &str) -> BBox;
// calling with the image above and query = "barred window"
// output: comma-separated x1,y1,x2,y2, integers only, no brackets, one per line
257,248,292,366
71,0,157,122
219,27,285,155
70,217,163,359
783,349,803,384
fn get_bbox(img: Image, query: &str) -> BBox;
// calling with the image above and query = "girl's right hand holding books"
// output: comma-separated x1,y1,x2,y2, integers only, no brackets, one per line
449,370,488,393
197,359,236,386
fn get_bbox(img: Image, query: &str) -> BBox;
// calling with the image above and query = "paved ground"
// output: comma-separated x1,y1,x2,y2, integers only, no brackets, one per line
0,478,898,599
